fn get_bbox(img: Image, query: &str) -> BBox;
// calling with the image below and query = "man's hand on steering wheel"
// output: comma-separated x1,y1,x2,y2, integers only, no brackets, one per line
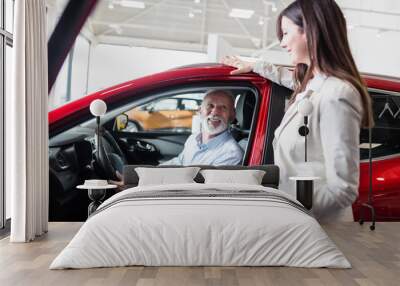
94,130,127,180
108,170,124,186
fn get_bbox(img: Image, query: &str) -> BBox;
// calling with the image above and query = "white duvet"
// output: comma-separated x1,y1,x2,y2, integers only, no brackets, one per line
50,183,350,269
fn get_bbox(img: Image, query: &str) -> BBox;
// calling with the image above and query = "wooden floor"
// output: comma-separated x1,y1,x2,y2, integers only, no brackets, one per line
0,222,399,286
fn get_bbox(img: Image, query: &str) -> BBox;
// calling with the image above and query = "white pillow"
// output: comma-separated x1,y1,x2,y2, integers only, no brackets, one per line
200,169,266,185
135,167,200,186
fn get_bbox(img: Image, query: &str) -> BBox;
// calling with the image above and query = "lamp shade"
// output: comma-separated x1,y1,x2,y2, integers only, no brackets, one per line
297,98,313,116
90,99,107,117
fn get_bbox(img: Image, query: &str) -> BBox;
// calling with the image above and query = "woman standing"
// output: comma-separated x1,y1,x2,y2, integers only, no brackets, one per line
223,0,373,221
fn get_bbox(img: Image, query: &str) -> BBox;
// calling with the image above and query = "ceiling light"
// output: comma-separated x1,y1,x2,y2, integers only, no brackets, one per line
229,8,254,19
258,17,264,26
194,0,201,3
119,0,145,9
108,2,115,9
271,6,277,12
189,11,195,18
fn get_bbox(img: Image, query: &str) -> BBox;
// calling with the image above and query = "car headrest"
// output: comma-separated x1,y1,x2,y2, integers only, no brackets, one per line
123,164,279,189
235,93,255,131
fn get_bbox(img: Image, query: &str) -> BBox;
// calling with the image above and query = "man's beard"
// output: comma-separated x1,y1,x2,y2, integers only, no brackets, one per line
201,115,228,135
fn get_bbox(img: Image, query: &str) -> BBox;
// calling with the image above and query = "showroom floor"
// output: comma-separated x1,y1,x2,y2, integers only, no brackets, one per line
0,222,398,286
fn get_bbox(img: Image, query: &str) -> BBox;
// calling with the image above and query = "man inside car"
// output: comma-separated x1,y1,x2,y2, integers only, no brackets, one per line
111,89,243,186
161,89,243,166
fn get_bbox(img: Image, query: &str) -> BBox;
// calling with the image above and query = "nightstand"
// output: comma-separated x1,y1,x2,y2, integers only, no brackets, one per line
77,184,117,217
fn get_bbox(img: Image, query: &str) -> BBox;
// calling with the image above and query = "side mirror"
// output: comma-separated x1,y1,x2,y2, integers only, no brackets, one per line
115,114,128,131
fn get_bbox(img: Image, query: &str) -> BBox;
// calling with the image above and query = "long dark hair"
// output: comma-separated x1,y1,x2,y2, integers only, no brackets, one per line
276,0,374,128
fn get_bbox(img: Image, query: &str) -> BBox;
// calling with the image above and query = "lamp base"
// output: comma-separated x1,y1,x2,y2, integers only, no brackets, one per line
296,180,313,210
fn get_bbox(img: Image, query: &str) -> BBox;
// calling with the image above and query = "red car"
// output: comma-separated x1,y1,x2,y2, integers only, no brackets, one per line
48,63,400,222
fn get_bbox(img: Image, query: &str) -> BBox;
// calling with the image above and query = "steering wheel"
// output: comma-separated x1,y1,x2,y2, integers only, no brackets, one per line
95,129,127,180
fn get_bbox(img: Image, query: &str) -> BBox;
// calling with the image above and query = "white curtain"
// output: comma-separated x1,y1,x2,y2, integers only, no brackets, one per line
7,0,48,242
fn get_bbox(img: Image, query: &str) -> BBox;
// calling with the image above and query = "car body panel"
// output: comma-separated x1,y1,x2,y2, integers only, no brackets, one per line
247,81,271,165
354,157,400,221
353,76,400,221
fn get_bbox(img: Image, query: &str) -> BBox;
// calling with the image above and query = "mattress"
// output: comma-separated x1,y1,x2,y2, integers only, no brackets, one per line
50,183,350,269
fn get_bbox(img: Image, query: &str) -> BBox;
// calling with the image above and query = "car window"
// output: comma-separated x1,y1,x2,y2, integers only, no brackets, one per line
110,86,258,165
123,93,205,133
181,99,200,111
360,91,400,160
152,98,178,111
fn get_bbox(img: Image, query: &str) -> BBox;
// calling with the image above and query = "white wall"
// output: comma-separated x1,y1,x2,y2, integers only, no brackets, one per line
50,42,207,109
87,45,207,94
50,36,89,109
349,29,400,77
71,36,91,101
86,27,400,95
254,32,400,78
338,0,400,77
87,29,400,87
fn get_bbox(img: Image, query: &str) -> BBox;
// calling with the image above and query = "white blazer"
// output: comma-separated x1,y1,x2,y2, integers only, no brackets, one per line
253,61,363,221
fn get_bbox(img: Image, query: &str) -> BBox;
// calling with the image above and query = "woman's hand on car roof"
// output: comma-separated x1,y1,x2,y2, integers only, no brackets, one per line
221,56,255,75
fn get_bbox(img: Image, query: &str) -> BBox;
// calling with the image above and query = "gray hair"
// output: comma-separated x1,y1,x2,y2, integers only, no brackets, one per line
201,89,236,122
202,89,235,106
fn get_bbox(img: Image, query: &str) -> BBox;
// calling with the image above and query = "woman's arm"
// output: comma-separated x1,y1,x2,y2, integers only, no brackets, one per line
221,56,295,90
252,61,295,90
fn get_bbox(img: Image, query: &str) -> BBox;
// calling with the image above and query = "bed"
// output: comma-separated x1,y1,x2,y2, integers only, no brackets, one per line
50,165,350,269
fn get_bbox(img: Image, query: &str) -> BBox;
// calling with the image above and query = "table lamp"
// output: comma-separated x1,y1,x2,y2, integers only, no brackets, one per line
90,99,107,162
297,98,313,162
293,98,315,210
